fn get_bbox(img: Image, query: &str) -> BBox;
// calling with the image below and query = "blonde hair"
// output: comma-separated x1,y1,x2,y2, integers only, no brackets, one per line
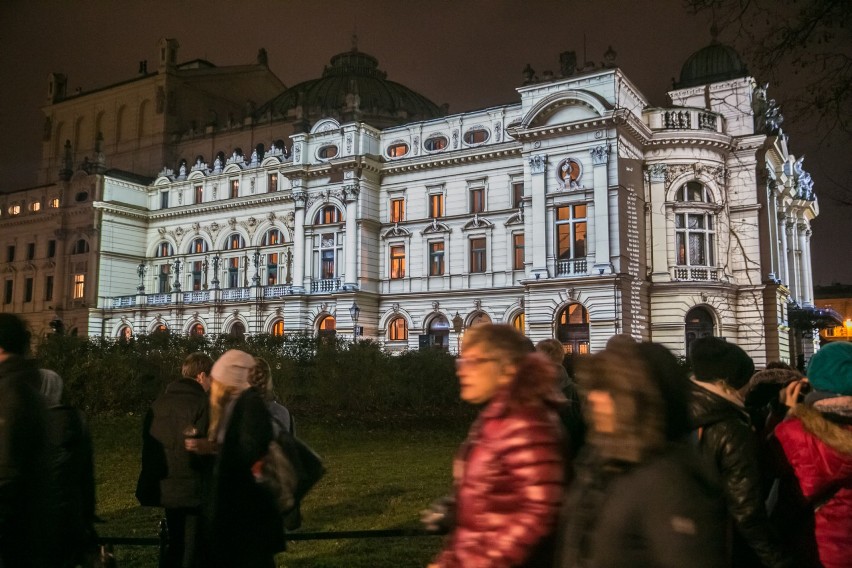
249,357,273,401
207,379,239,442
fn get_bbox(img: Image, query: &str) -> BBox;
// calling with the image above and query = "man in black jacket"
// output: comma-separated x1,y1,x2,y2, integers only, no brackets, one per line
688,337,792,568
138,352,213,568
0,314,49,568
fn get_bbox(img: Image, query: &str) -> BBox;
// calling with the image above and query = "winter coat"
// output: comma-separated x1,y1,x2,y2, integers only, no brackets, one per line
557,444,727,568
775,399,852,568
209,387,285,567
689,382,793,568
433,390,564,568
0,356,50,568
138,378,210,509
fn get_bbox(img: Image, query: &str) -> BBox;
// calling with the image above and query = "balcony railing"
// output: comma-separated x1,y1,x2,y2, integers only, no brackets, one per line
222,287,251,301
647,108,721,133
183,291,211,303
311,278,342,293
556,258,588,277
146,293,171,305
672,266,719,281
111,296,136,308
263,284,293,298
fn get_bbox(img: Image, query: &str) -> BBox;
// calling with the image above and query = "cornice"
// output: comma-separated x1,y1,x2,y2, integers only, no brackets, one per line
381,144,521,175
646,130,733,150
507,115,617,141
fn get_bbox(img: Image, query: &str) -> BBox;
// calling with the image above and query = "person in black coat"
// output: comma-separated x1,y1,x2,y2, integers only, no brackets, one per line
556,341,727,568
39,369,97,568
203,349,285,568
0,314,50,568
688,337,793,568
138,352,213,568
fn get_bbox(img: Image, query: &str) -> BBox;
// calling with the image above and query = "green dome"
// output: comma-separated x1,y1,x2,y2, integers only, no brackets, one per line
255,49,445,129
676,42,749,89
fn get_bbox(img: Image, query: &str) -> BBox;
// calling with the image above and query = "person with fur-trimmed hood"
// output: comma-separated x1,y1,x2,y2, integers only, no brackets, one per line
688,337,793,568
775,342,852,568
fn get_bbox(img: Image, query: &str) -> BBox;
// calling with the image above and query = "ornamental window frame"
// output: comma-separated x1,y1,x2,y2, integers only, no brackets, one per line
389,244,406,279
388,316,409,341
672,181,716,268
555,203,588,260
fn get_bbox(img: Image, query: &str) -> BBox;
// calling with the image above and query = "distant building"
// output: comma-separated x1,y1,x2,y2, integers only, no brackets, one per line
0,38,828,365
814,284,852,344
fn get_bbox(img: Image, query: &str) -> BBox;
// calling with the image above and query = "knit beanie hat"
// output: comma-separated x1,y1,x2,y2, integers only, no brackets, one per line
211,349,254,391
806,342,852,396
689,336,755,390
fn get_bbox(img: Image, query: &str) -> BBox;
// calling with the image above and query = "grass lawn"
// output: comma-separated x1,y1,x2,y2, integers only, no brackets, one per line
92,415,466,567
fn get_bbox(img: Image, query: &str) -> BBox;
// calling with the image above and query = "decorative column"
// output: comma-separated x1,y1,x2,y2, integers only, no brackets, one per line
292,188,306,292
527,154,548,279
647,164,668,281
777,212,789,286
343,180,360,289
799,224,814,306
591,144,612,274
786,219,801,303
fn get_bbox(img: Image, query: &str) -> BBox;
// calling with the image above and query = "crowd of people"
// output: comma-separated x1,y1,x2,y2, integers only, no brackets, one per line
2,311,851,567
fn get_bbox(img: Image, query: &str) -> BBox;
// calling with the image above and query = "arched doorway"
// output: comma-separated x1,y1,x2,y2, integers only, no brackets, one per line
685,306,715,355
318,315,336,340
230,321,246,340
556,303,590,354
423,314,450,350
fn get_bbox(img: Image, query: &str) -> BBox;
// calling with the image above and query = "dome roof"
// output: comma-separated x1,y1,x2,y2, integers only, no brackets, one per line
255,49,445,129
676,42,749,89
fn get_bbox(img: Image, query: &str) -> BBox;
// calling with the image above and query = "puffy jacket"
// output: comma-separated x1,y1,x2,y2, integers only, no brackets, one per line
775,401,852,568
689,382,793,568
434,390,564,568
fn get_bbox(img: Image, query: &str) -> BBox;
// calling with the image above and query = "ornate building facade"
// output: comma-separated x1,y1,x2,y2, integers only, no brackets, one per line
1,39,823,366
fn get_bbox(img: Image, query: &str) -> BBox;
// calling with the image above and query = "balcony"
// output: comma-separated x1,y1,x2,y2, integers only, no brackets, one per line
672,266,719,281
222,287,251,301
263,284,293,298
556,258,588,277
311,278,342,293
146,293,171,305
111,296,136,308
183,291,211,303
646,108,722,133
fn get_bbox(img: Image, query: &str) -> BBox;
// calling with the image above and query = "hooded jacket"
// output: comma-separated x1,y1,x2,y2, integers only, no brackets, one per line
690,382,792,568
775,399,852,568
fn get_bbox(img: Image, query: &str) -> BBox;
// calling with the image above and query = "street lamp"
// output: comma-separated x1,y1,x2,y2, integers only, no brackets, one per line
349,300,361,340
452,311,464,353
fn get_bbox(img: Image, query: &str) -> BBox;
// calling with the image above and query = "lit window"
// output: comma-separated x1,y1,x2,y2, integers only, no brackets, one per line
512,312,525,332
190,261,202,291
470,237,486,273
429,194,444,218
388,317,408,341
268,173,278,193
73,239,90,254
73,274,85,299
271,320,284,336
49,198,60,208
386,142,410,158
229,180,239,199
8,205,20,216
30,201,41,212
266,252,279,285
155,241,173,257
319,316,336,331
512,182,524,208
674,181,715,267
390,245,406,279
189,238,208,254
424,135,448,152
429,241,444,276
263,229,283,246
314,206,342,224
469,188,485,213
556,204,587,260
226,234,245,250
318,145,338,160
390,198,405,223
194,185,203,204
320,236,336,279
513,234,525,270
463,128,489,145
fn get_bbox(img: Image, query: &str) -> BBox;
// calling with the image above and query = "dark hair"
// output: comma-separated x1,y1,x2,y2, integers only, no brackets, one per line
0,314,31,356
636,342,691,440
181,352,213,380
535,338,565,366
463,324,554,407
689,336,754,390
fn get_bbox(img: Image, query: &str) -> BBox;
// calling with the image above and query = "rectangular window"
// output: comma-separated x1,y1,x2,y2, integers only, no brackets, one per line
158,264,171,293
3,280,11,304
556,204,587,260
230,179,239,199
429,193,444,218
321,250,335,279
44,275,53,301
6,245,14,263
512,182,524,209
47,240,56,258
26,243,35,260
268,173,278,193
390,198,405,223
194,185,203,204
390,245,406,279
24,278,33,302
191,261,203,291
160,191,169,209
227,257,239,288
470,237,487,273
72,274,85,299
675,212,714,266
267,253,279,285
469,188,485,213
429,241,445,276
513,233,525,270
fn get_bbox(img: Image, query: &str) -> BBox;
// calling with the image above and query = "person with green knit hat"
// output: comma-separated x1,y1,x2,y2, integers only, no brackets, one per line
775,342,852,568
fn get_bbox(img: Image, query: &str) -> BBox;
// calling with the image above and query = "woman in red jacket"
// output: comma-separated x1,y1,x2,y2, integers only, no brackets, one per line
775,342,852,568
428,324,565,568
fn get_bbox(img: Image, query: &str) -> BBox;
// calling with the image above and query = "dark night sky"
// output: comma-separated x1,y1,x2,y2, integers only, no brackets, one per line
1,0,848,284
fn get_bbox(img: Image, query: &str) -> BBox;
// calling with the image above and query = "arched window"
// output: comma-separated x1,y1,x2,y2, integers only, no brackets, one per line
424,135,448,152
469,312,492,327
230,322,246,340
674,181,715,268
318,315,336,339
270,320,284,337
314,206,342,225
463,128,490,145
512,312,525,333
189,323,204,337
73,239,90,254
225,233,245,250
262,229,283,246
685,307,715,356
317,145,338,160
155,241,173,257
556,303,590,354
386,142,410,158
388,317,408,341
427,315,450,350
188,238,208,254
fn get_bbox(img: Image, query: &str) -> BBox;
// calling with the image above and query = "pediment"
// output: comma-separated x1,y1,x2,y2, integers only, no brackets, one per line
522,90,612,129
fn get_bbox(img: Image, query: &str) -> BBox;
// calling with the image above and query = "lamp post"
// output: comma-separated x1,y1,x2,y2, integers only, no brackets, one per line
136,262,147,293
452,311,464,354
349,300,361,340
